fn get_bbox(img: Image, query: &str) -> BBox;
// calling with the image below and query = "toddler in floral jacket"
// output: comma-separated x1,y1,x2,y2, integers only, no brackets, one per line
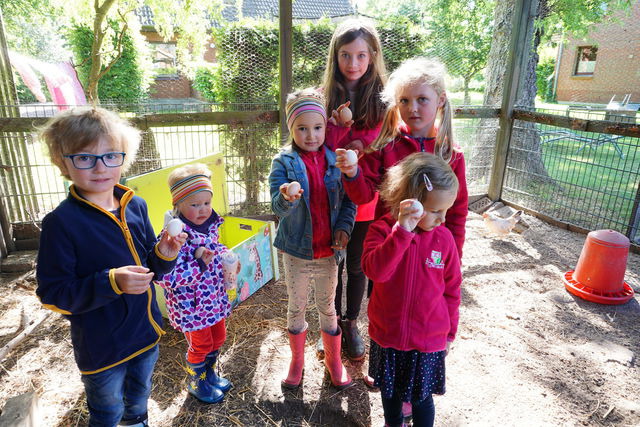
155,163,235,404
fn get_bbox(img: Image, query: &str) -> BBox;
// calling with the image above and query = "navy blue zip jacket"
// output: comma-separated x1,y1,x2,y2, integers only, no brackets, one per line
36,184,176,374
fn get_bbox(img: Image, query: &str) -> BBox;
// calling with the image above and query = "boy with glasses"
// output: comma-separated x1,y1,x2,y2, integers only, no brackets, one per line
36,107,186,427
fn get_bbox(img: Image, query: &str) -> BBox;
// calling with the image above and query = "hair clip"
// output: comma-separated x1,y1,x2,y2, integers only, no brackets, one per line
423,173,433,191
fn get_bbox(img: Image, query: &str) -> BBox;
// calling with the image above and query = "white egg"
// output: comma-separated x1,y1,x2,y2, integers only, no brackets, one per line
194,246,206,259
411,200,424,216
166,218,184,236
345,149,358,166
287,181,301,197
340,107,352,122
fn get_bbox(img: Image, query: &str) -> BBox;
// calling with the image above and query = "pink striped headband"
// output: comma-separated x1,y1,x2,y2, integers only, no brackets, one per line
170,174,212,205
286,95,327,131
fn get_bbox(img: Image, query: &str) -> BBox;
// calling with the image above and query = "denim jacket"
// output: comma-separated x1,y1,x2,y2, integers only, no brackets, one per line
269,146,356,262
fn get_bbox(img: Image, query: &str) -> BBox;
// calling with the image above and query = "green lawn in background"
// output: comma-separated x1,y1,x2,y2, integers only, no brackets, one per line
538,132,639,229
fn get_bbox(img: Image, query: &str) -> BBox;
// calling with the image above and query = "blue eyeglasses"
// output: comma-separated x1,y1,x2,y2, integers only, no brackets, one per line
63,152,126,169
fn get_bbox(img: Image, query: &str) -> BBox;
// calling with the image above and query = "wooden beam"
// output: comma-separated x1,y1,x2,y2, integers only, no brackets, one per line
0,110,280,132
279,0,292,145
487,0,535,201
513,109,640,138
453,107,500,119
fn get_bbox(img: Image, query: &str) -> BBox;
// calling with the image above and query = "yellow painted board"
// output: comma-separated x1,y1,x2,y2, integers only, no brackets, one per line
123,153,228,234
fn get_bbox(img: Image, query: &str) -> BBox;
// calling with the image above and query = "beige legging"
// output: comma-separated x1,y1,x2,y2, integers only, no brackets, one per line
282,252,339,335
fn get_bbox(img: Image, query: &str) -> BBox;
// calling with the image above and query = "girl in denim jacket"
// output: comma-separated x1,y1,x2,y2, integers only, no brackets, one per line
269,88,356,390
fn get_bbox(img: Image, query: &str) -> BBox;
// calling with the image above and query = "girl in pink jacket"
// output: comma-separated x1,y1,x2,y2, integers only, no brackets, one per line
336,57,468,260
362,152,462,427
320,18,388,361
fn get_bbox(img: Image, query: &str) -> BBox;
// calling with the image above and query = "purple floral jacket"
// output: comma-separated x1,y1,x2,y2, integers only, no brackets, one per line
155,214,231,332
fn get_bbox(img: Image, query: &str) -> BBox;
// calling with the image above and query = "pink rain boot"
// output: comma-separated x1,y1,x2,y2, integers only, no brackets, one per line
321,327,353,390
281,329,307,389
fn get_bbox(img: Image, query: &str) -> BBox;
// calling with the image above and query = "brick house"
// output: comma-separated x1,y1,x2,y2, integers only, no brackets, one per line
554,1,640,105
136,0,355,99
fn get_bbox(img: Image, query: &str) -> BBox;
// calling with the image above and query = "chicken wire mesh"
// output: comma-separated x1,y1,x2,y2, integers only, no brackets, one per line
3,1,639,245
502,108,640,243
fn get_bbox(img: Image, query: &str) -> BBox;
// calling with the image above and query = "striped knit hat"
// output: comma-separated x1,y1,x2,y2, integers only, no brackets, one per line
170,174,212,205
285,93,327,131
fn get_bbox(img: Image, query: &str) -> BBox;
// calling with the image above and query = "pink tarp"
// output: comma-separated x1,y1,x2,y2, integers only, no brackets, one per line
9,51,87,109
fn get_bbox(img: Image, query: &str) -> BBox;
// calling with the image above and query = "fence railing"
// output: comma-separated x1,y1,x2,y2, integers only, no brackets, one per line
1,104,638,253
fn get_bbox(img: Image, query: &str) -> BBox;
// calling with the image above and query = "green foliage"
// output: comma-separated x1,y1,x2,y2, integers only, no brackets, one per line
376,17,426,72
0,0,69,61
536,56,556,103
425,0,495,99
193,64,220,102
67,21,153,103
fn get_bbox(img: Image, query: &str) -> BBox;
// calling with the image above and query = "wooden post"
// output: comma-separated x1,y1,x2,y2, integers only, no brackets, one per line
0,7,17,256
487,0,536,201
279,0,292,145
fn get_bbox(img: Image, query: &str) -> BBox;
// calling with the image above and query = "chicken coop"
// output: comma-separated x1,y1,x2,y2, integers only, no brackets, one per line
0,0,638,261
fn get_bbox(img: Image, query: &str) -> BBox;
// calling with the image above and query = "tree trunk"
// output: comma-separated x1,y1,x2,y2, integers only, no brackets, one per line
509,0,551,183
468,1,515,187
471,0,552,190
463,77,471,105
86,0,118,104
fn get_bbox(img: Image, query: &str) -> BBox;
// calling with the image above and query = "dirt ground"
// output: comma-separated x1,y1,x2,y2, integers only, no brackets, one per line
1,211,639,426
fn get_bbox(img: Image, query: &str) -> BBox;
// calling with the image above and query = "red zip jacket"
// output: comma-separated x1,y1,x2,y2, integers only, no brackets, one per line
362,215,461,353
343,127,468,258
325,121,382,222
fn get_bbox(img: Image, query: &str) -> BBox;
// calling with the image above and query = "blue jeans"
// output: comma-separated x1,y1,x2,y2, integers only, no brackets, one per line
381,394,435,427
81,345,159,427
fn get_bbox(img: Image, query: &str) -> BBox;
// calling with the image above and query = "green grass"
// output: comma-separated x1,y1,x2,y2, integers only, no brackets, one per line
533,132,639,231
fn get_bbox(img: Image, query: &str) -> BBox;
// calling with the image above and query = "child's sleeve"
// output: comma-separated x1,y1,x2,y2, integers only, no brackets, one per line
361,220,413,283
140,201,178,277
325,121,351,151
342,149,383,205
269,156,300,218
443,236,462,342
36,214,121,315
155,241,205,290
333,191,356,236
445,151,469,260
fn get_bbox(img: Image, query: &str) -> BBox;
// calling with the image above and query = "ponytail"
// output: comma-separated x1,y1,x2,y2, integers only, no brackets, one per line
435,97,455,163
368,105,401,153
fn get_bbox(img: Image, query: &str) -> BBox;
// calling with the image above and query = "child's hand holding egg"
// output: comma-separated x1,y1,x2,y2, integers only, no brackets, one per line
398,199,425,232
344,149,358,167
280,181,302,202
166,218,184,237
339,106,352,123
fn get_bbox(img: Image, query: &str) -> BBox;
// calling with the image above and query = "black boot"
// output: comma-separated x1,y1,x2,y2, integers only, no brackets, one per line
204,350,232,393
341,318,365,360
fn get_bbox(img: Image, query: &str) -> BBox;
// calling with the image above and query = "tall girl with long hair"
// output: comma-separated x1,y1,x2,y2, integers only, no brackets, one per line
321,18,387,361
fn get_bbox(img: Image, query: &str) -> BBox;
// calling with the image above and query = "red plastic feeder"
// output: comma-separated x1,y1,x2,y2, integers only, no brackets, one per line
563,229,634,304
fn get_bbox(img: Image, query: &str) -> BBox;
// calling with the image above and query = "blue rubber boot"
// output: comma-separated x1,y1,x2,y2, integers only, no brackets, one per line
185,361,224,403
204,350,232,393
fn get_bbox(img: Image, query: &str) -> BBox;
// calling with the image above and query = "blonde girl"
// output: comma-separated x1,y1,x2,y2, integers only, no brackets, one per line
321,18,388,361
336,57,468,260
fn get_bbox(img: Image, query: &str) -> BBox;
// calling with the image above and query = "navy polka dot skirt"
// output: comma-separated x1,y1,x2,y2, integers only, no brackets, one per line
368,339,446,402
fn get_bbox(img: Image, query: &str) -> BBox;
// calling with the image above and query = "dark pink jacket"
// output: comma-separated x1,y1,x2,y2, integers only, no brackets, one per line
362,215,461,353
325,121,383,222
343,128,468,258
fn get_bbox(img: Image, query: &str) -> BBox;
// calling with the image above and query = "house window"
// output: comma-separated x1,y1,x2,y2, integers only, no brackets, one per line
574,46,597,76
150,42,178,76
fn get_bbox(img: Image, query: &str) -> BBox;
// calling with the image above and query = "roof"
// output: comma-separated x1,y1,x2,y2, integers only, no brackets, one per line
136,0,354,28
